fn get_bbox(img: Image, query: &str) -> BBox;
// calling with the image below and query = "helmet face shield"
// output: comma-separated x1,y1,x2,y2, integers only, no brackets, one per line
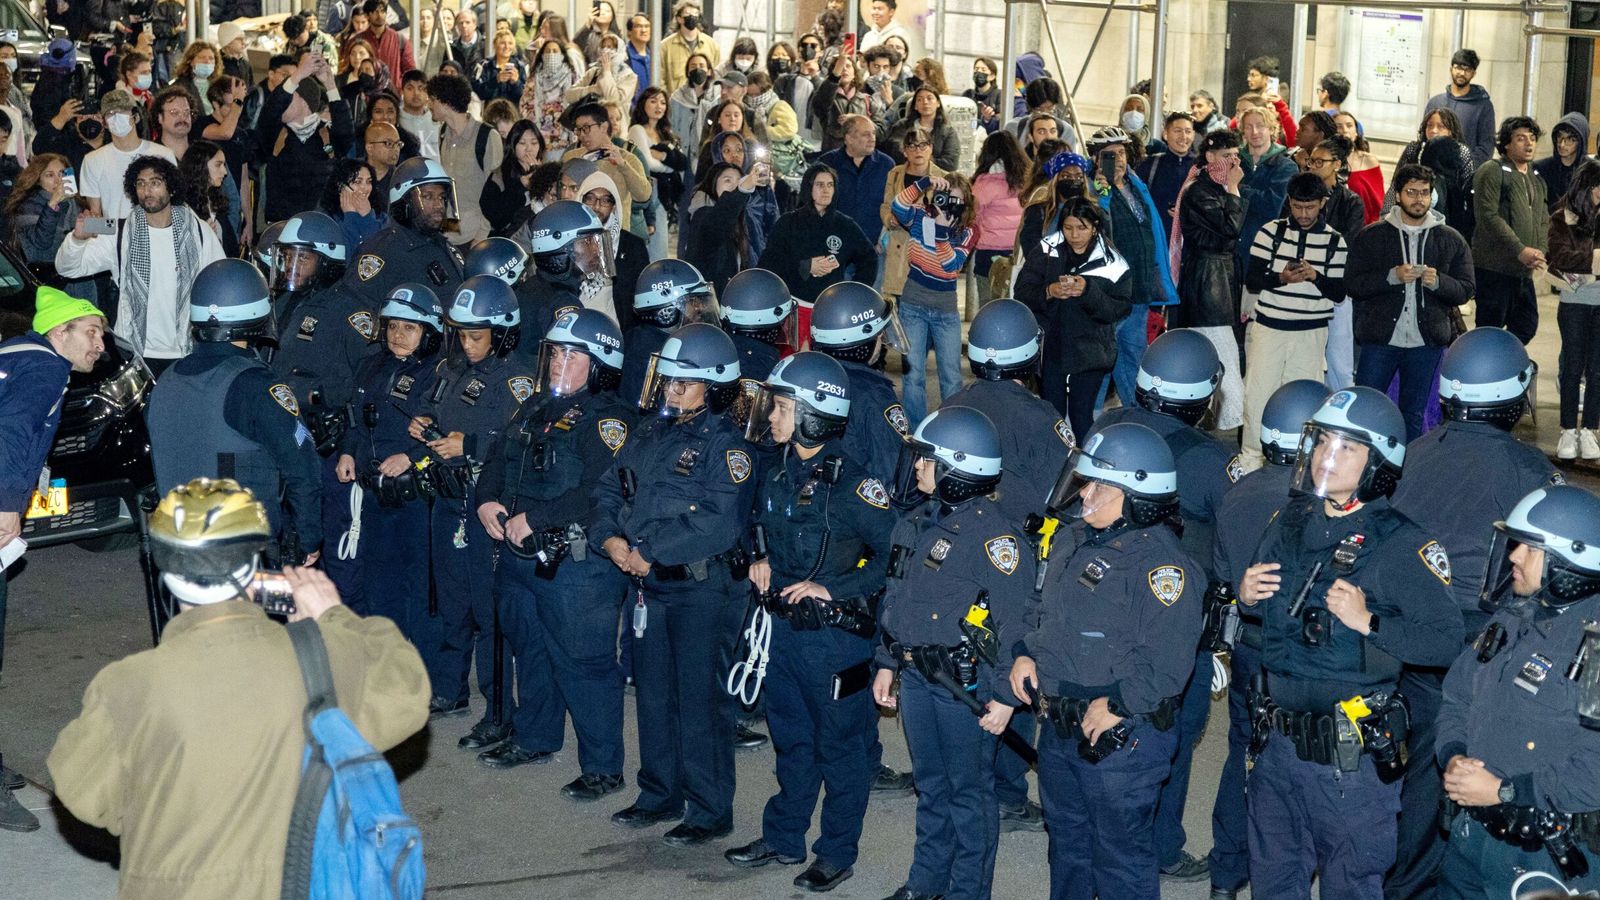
743,384,790,445
882,302,910,355
1291,426,1372,502
534,341,593,397
1480,524,1539,612
639,352,707,415
271,245,326,293
890,438,937,509
573,230,616,280
404,181,460,233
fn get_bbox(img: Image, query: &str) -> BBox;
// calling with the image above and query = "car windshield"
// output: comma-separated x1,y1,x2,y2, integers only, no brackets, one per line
0,0,45,43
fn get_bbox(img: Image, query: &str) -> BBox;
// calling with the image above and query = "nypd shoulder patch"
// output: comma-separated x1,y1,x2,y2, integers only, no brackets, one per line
986,535,1021,575
856,477,890,509
1419,541,1452,585
885,403,910,436
1226,455,1245,484
347,311,377,341
1148,565,1185,606
269,383,301,416
357,254,384,282
598,418,628,453
1551,470,1568,486
727,449,752,483
1054,419,1074,448
507,376,535,404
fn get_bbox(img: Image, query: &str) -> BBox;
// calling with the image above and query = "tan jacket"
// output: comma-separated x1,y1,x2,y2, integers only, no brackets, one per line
561,144,652,224
440,116,505,246
659,31,720,95
48,602,431,900
879,162,946,298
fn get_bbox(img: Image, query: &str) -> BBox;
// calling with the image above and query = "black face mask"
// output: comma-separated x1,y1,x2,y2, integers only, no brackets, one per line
770,59,790,76
682,15,699,30
78,118,103,141
972,72,988,89
800,43,818,61
687,68,708,88
356,74,376,91
1057,177,1084,198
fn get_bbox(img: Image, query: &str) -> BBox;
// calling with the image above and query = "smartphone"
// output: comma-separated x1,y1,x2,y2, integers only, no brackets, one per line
82,216,116,235
842,32,857,57
832,659,872,700
1097,149,1117,177
252,570,296,616
61,167,77,197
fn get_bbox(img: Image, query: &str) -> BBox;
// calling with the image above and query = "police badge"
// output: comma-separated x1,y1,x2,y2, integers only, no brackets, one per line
347,311,378,341
597,418,628,452
295,315,318,341
885,404,910,436
985,536,1020,575
1226,455,1245,484
856,477,890,509
357,254,384,281
507,376,535,403
1418,541,1452,585
269,384,301,416
726,449,752,483
1148,565,1185,606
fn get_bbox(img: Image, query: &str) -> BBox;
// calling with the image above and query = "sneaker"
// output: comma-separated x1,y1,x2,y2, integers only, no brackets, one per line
1559,428,1580,460
870,764,915,797
1583,429,1600,460
998,800,1045,833
0,786,38,833
1160,850,1211,883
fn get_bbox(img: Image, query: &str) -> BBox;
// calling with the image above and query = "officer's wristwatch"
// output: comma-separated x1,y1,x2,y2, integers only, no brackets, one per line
1498,781,1516,804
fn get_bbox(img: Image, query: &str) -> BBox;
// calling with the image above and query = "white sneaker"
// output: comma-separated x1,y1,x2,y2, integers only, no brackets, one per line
1582,429,1600,460
1559,429,1580,460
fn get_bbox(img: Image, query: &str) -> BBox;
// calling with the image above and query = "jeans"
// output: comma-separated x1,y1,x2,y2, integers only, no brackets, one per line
1355,343,1445,442
1558,301,1600,429
1096,304,1151,412
899,300,965,428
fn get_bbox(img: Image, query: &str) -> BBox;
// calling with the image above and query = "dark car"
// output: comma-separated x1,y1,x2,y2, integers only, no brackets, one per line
0,241,154,549
0,0,95,96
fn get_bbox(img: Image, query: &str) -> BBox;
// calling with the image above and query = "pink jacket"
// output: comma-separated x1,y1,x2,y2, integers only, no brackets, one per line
971,172,1023,252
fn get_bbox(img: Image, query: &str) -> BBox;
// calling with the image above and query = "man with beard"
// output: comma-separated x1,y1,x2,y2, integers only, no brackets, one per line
342,156,465,310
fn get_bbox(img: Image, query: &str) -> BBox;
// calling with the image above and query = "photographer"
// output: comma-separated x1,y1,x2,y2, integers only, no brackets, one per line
47,477,429,897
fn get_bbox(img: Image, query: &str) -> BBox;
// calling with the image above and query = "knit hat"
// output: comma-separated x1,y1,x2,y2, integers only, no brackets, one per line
33,287,105,335
100,89,139,116
217,22,245,49
1043,151,1091,180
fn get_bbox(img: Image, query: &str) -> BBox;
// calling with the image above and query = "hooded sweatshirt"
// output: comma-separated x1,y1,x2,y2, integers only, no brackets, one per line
1344,205,1475,348
575,168,623,321
1533,112,1592,211
1426,83,1497,169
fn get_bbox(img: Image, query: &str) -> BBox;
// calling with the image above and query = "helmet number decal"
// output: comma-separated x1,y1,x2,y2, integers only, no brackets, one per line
726,449,752,484
1418,541,1452,585
348,311,377,341
856,477,889,509
1148,565,1185,606
270,383,301,416
357,254,384,282
986,535,1020,576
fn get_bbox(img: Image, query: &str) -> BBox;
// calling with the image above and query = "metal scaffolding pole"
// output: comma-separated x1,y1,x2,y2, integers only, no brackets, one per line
1002,0,1022,128
1150,0,1166,117
1227,0,1562,11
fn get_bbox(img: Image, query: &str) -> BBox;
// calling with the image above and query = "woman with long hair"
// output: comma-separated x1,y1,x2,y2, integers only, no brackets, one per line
1386,107,1475,221
480,119,545,236
3,153,74,267
1333,111,1384,223
681,161,759,293
970,130,1029,310
631,85,689,257
573,0,622,66
564,30,636,109
1014,146,1088,278
171,41,219,115
336,7,370,58
887,86,960,171
117,50,156,112
965,56,1003,133
811,54,877,153
1547,160,1600,458
527,38,577,159
890,168,981,426
180,139,235,255
668,52,718,159
536,13,588,73
319,157,381,249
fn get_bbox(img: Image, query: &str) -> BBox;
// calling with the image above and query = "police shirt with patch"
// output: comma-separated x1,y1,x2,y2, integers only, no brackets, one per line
345,351,440,471
476,388,638,529
416,353,538,471
837,359,906,483
1023,520,1203,715
269,282,382,409
944,379,1074,524
341,221,465,311
874,495,1037,705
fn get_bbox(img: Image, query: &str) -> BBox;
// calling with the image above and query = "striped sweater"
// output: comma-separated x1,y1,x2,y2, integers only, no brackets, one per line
1242,217,1348,330
891,176,976,293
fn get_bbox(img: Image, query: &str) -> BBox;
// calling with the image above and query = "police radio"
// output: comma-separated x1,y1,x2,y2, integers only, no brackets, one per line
1571,621,1600,730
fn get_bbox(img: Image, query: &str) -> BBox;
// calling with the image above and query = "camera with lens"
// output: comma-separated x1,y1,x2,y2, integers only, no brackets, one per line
929,190,965,215
1299,605,1333,646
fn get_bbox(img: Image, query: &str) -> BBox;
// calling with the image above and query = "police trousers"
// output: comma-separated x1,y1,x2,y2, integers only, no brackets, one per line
1038,712,1177,900
360,496,432,651
500,552,628,773
428,497,501,711
1209,638,1263,892
631,566,745,830
898,668,1000,900
760,621,877,868
1248,731,1402,900
1386,668,1447,900
1155,647,1216,867
1437,812,1600,899
320,456,366,615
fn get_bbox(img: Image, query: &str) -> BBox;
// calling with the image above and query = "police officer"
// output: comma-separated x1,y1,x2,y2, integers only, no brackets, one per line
941,297,1071,833
1387,326,1561,900
472,310,636,793
1094,326,1240,883
270,209,381,612
591,322,755,845
523,200,615,335
1435,485,1600,898
147,259,322,565
721,267,798,383
335,284,444,652
410,276,538,730
343,157,465,308
1239,387,1464,899
1010,421,1203,900
621,258,723,408
1206,378,1328,900
807,281,908,483
809,279,915,796
873,405,1035,900
724,352,893,892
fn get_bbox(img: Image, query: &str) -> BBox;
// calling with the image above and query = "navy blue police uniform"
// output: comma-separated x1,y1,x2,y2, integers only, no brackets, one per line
837,358,907,482
511,280,580,356
620,324,670,409
344,223,464,309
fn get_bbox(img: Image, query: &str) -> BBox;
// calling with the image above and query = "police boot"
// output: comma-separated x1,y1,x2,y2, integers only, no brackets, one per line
725,838,804,868
1210,887,1241,900
477,742,554,769
1160,850,1210,882
794,860,853,892
999,800,1045,833
734,722,769,750
870,764,915,796
428,695,470,719
458,717,512,750
0,785,39,833
561,773,625,802
1,764,22,791
881,887,942,900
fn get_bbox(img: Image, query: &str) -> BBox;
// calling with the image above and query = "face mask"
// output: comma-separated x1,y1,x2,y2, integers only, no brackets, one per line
682,15,699,30
78,118,104,140
135,72,152,90
544,53,563,68
688,68,708,88
193,62,214,79
292,115,323,140
355,74,375,90
1205,157,1234,183
106,112,134,137
734,58,753,72
1057,177,1084,198
1,59,16,74
905,75,922,91
771,59,790,76
800,44,818,61
1121,110,1146,133
972,72,988,89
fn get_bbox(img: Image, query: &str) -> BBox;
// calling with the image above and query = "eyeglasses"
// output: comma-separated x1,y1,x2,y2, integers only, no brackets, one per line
366,139,401,148
1400,186,1433,199
905,141,931,150
574,121,605,135
1307,156,1335,167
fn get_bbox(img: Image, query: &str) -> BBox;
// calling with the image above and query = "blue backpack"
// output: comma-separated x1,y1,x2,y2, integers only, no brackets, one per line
280,619,425,900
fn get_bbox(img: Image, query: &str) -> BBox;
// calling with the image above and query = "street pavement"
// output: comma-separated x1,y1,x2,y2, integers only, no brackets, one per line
1,290,1595,898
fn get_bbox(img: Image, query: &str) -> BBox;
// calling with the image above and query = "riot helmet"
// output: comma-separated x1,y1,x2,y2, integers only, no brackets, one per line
254,219,287,276
1438,326,1535,431
721,268,799,348
445,275,522,360
464,236,530,285
891,406,1003,508
190,259,277,346
529,200,615,288
271,211,348,293
1291,387,1407,508
379,283,444,359
537,307,625,396
389,157,458,233
1483,486,1600,609
634,258,720,329
1260,379,1329,467
809,281,907,364
1135,328,1222,426
640,322,741,418
745,351,850,448
1048,421,1178,527
148,477,272,605
966,298,1042,381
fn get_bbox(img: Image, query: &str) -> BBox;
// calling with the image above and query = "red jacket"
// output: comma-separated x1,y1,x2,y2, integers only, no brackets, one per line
360,27,414,82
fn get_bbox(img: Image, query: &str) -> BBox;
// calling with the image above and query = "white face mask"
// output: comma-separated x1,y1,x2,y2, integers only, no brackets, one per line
291,115,323,139
193,62,215,79
543,53,563,68
734,58,753,72
1,58,16,74
135,73,152,90
106,112,135,137
1120,110,1146,133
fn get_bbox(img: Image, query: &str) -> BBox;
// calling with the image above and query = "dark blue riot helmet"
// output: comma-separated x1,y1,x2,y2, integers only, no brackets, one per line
891,405,1003,508
966,298,1043,381
634,258,720,329
1485,486,1600,609
379,283,444,359
745,350,851,448
641,322,741,418
537,308,625,396
1135,328,1222,426
1049,421,1179,527
271,210,348,293
388,157,458,233
445,275,522,359
1293,386,1407,507
529,200,613,288
1260,379,1329,467
190,259,277,346
721,267,799,347
1438,327,1535,431
809,281,905,365
464,236,530,285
